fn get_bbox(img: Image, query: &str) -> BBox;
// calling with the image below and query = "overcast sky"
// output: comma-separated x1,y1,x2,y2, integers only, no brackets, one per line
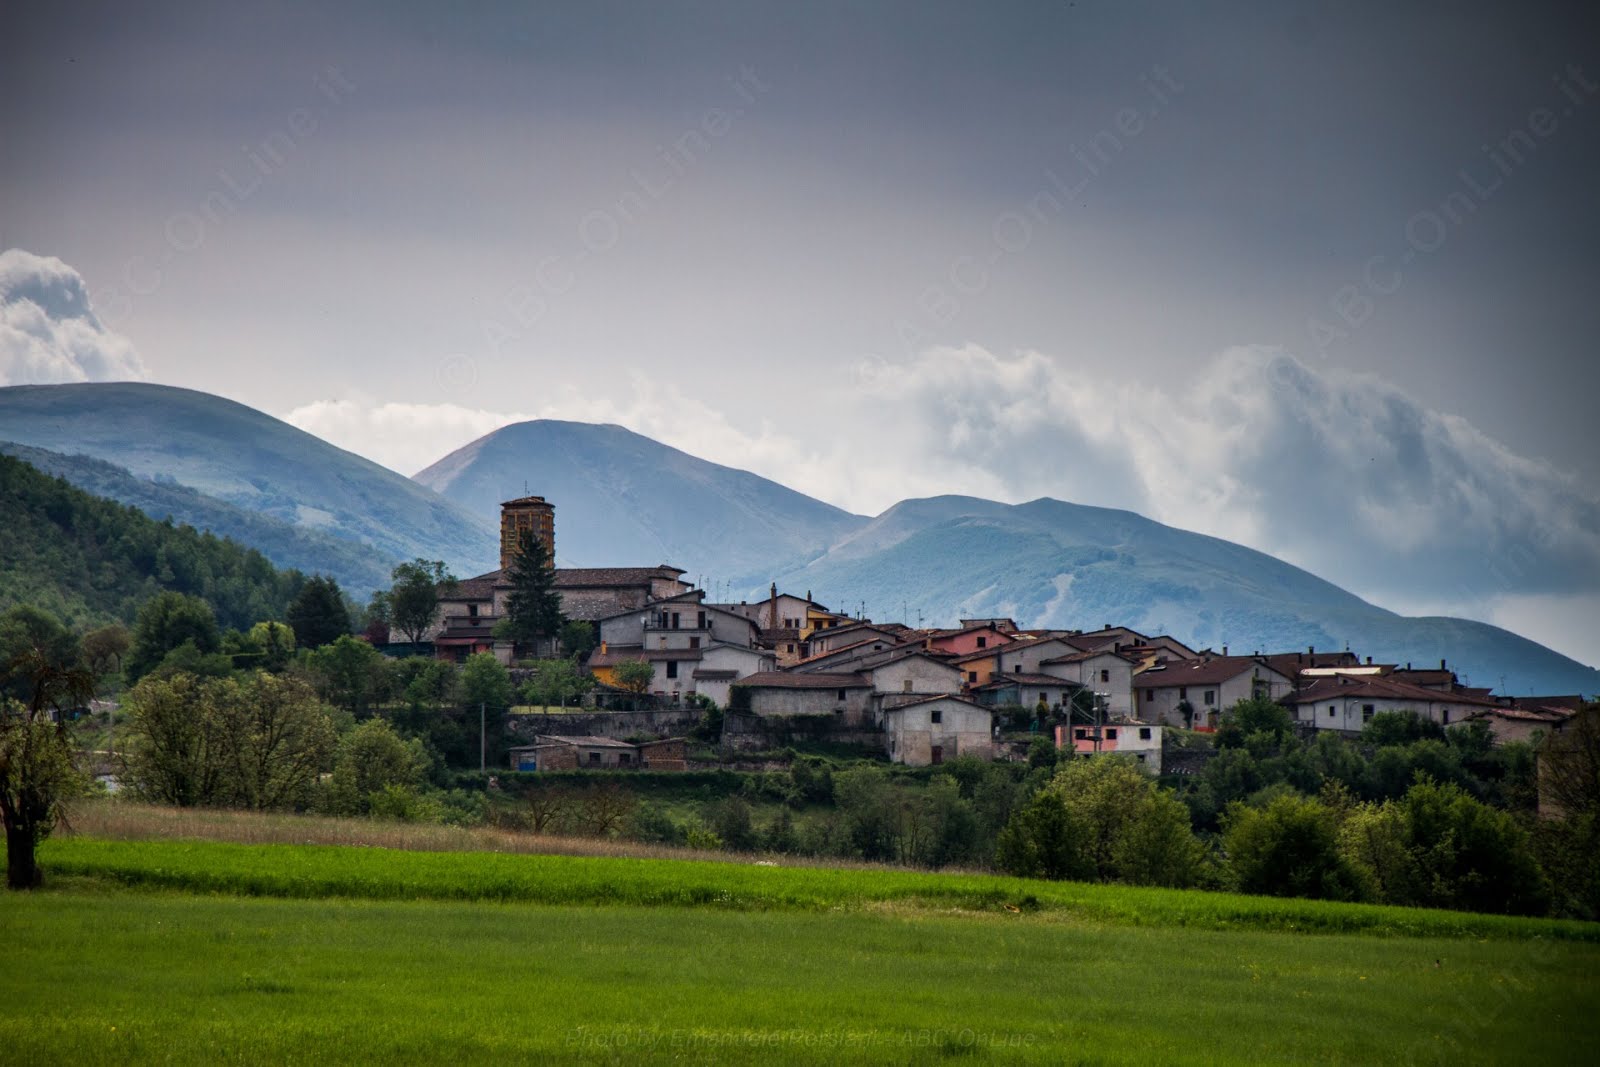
3,2,1597,663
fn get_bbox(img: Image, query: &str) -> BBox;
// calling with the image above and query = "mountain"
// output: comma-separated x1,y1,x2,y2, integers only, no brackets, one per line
414,419,866,583
0,451,303,631
775,496,1600,697
0,442,396,595
0,383,496,585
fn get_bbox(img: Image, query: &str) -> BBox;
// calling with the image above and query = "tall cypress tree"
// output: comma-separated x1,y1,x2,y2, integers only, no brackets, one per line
286,576,351,650
501,528,563,655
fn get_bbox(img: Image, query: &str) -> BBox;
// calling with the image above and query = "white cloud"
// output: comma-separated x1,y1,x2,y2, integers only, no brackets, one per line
0,249,149,385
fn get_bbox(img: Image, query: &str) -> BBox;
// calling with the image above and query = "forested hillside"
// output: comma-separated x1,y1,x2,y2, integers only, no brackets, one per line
0,452,305,631
0,441,395,594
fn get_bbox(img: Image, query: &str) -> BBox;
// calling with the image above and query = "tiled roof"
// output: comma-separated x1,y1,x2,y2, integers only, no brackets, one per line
691,668,739,680
1468,705,1573,723
1040,648,1137,666
1137,656,1291,687
971,673,1085,689
732,671,873,689
587,645,645,667
555,566,685,586
1284,676,1500,708
646,649,705,662
882,693,986,712
531,734,636,749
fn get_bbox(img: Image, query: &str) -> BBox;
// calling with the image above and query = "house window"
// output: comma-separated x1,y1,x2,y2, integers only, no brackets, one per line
665,661,678,679
1137,753,1146,763
977,637,987,648
1179,687,1187,700
1106,728,1118,740
968,671,978,683
671,613,680,630
1075,728,1088,739
467,603,478,618
1442,709,1450,724
1014,664,1022,673
1362,704,1375,722
1100,669,1109,683
787,644,795,653
903,679,913,693
1328,705,1336,718
588,752,600,765
698,611,707,629
1204,690,1216,706
618,753,631,765
1139,727,1151,740
837,689,847,701
931,710,942,724
689,636,700,649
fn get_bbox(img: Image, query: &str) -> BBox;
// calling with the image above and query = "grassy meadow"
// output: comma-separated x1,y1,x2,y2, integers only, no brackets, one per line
4,808,1598,1064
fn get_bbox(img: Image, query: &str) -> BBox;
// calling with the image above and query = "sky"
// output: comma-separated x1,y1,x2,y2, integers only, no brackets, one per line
2,1,1598,664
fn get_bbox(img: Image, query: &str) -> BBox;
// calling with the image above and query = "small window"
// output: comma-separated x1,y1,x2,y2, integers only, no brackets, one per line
1136,753,1146,763
588,752,600,765
1442,709,1450,724
968,671,977,683
618,753,631,765
697,611,707,629
1362,704,1375,722
1328,706,1336,717
837,689,847,701
1179,687,1187,699
1106,728,1118,740
1075,728,1088,739
1100,669,1109,683
931,710,943,724
688,636,700,649
1139,727,1151,740
665,661,678,679
671,613,680,630
903,679,913,692
1204,690,1216,706
787,644,795,653
1013,664,1022,673
976,637,987,649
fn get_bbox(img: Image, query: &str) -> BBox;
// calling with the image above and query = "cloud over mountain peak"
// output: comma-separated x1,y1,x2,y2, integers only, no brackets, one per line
0,249,149,386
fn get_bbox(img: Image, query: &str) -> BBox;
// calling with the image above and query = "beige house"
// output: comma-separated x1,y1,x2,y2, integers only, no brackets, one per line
882,695,995,766
1134,656,1295,727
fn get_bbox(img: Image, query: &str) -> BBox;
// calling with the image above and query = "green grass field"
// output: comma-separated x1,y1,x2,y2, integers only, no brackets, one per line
5,832,1598,1064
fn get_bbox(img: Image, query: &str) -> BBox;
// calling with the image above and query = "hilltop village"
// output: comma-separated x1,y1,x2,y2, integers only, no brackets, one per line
426,496,1583,769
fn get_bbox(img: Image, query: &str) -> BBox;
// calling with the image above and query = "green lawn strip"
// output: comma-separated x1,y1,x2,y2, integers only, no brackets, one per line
1,890,1595,1065
37,836,1600,943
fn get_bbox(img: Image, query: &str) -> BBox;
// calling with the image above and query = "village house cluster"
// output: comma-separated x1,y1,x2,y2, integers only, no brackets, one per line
427,497,1585,769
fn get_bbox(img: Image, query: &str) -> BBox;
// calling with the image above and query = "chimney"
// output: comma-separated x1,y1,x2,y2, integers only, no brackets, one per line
1308,645,1315,657
1365,656,1372,665
1222,645,1228,656
1440,658,1447,671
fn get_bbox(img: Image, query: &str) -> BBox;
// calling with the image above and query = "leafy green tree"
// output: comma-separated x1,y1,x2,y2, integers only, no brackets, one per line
521,657,594,709
307,635,392,717
1540,704,1599,819
0,608,93,889
239,621,296,672
1390,777,1548,915
1214,696,1295,750
79,623,131,688
1026,736,1060,770
612,658,655,698
123,670,334,811
122,672,221,806
1224,793,1370,902
499,529,563,655
325,718,429,816
559,620,597,660
127,592,220,681
286,576,351,650
997,757,1202,887
1361,710,1445,747
709,796,759,852
388,561,455,646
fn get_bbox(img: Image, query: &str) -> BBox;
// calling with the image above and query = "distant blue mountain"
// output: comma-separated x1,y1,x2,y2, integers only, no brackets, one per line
0,383,496,585
414,419,865,583
778,497,1598,697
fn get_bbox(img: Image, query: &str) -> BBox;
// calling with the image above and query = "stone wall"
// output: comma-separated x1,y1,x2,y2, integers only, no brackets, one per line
505,709,702,743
